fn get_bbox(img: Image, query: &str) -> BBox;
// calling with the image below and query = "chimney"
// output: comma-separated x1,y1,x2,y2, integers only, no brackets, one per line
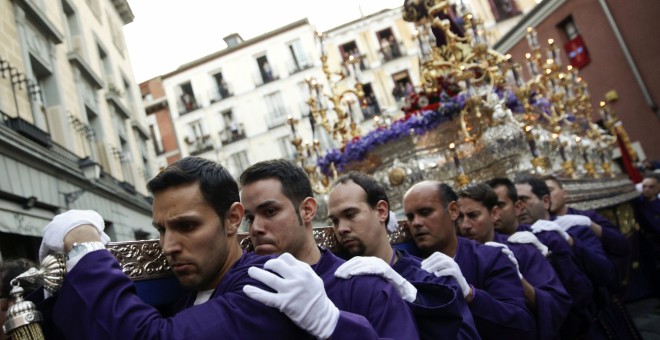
224,33,244,48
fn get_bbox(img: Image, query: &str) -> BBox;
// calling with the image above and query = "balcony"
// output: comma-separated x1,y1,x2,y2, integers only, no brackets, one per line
220,123,246,145
209,85,234,104
254,71,279,87
378,41,406,64
287,59,313,75
362,102,381,120
266,107,289,129
178,95,201,116
5,116,52,147
184,134,214,156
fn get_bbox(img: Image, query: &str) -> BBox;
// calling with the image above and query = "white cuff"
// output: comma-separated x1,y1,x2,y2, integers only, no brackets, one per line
66,241,106,272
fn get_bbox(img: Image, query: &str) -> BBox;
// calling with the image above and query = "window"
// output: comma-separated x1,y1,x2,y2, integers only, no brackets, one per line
339,41,367,71
488,0,521,22
256,55,276,84
211,71,231,101
231,151,250,174
149,123,164,154
97,44,113,83
265,91,287,128
376,28,402,62
288,39,310,73
277,136,295,160
177,82,198,114
361,83,380,120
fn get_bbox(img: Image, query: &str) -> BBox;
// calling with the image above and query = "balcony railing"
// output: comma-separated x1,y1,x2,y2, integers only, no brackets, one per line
254,71,279,87
287,59,313,75
209,85,234,104
220,123,246,145
4,115,52,147
362,102,381,119
378,41,406,63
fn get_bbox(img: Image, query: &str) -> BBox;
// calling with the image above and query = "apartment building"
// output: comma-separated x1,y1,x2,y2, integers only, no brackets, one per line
0,0,157,260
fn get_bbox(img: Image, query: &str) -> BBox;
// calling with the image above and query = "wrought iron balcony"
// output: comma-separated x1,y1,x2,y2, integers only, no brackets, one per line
5,116,52,147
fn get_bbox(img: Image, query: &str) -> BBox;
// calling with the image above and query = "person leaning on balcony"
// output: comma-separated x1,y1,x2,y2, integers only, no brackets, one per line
35,157,317,339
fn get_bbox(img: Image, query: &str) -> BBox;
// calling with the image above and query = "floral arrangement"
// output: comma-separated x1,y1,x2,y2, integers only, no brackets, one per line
316,88,547,176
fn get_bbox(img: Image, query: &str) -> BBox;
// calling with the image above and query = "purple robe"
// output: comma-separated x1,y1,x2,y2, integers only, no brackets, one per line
518,224,594,338
558,222,616,287
392,249,481,339
51,250,315,339
314,248,420,339
494,233,571,340
452,237,536,340
633,197,660,236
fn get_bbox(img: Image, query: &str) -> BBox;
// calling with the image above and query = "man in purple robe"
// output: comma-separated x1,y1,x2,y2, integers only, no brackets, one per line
633,174,660,300
37,157,314,339
487,177,594,339
327,171,480,339
545,175,642,339
239,159,419,339
403,180,535,340
454,183,570,340
513,176,615,287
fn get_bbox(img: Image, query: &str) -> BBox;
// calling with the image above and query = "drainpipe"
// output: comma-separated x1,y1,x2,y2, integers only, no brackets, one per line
598,0,658,117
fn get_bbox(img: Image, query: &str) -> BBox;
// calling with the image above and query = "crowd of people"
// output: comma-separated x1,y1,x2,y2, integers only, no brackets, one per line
1,156,658,339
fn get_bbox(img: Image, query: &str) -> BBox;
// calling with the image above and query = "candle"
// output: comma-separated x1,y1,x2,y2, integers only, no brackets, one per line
449,143,464,173
526,27,539,50
525,125,539,157
288,115,296,134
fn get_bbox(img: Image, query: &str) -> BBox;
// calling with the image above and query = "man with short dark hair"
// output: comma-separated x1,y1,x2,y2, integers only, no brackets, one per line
487,176,594,339
514,176,614,287
455,183,570,340
37,157,313,339
634,173,660,300
328,171,480,339
239,159,419,339
403,180,535,340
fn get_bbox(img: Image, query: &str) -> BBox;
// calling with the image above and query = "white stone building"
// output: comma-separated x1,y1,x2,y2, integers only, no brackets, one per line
0,0,157,260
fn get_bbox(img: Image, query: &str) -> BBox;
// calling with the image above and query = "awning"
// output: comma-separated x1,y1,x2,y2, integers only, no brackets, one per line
0,207,54,237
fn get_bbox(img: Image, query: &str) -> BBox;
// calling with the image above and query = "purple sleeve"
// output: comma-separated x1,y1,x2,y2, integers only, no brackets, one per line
468,250,536,339
512,243,571,340
53,251,311,339
567,226,616,286
335,276,420,339
332,311,382,339
393,254,481,339
577,208,630,258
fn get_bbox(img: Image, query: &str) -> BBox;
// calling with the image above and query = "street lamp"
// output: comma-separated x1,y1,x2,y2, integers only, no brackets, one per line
63,157,103,209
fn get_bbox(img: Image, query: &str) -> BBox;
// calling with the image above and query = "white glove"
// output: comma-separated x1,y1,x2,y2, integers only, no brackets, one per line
530,219,570,241
334,256,417,302
243,253,339,339
39,209,110,261
386,211,399,233
554,214,592,232
485,242,522,279
508,231,549,257
420,252,470,298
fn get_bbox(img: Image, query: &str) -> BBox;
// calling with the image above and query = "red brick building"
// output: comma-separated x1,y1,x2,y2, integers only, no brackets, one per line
495,0,660,161
140,77,181,169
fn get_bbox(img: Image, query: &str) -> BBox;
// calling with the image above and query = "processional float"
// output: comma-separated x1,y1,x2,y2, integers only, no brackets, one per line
5,1,640,337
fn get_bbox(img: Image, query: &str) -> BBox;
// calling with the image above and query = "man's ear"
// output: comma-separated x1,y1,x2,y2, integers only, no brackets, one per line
491,205,501,222
514,200,524,216
541,194,551,211
447,201,460,220
376,200,389,223
225,202,244,236
300,197,318,224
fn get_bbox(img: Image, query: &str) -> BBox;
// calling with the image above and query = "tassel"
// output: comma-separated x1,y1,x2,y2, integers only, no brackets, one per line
3,285,44,340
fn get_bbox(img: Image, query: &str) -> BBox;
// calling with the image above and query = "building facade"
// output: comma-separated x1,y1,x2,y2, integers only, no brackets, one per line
495,0,660,161
0,0,157,261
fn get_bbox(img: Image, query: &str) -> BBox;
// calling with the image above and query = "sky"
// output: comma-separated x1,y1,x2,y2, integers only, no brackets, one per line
123,0,404,82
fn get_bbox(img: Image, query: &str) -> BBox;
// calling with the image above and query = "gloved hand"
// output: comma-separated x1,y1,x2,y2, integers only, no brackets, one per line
530,219,570,241
334,256,417,302
386,211,399,233
554,214,592,232
243,253,339,339
39,209,110,261
508,231,549,257
420,251,470,298
485,241,522,279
